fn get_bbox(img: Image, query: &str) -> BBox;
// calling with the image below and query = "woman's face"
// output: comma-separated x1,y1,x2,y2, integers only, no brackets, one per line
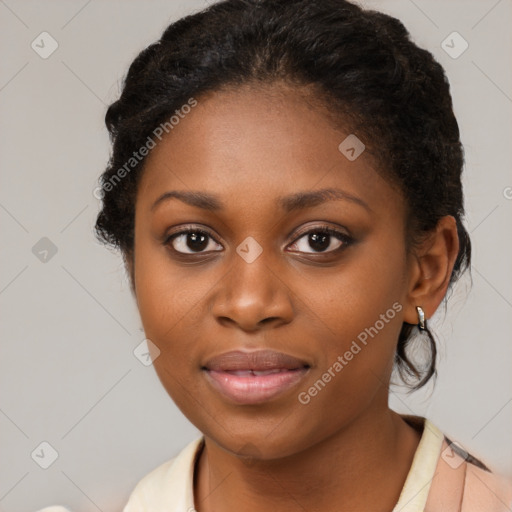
132,84,416,459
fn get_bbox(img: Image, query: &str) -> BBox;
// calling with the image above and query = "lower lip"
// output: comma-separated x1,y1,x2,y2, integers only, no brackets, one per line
203,368,309,404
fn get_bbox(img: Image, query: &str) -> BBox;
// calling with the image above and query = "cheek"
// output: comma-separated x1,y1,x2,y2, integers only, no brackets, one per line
132,234,226,413
296,235,407,401
133,248,207,410
134,236,210,340
306,234,407,344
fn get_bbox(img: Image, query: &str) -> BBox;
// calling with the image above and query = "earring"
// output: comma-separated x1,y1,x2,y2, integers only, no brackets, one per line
416,306,426,331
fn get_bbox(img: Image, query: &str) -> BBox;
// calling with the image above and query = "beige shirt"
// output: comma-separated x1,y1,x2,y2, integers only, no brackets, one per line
121,415,512,512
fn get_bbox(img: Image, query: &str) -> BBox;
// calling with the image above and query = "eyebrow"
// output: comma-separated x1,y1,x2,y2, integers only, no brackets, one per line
150,187,372,214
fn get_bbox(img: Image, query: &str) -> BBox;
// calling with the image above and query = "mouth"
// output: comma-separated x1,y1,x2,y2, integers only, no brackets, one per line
202,350,311,405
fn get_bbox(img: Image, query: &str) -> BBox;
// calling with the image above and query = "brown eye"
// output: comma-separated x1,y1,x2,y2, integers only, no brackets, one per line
288,226,352,254
167,229,223,254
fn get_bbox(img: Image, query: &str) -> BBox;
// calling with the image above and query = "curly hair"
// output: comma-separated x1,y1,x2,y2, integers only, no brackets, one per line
94,0,471,391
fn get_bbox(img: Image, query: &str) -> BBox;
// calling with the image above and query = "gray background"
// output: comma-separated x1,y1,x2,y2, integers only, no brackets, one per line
0,0,511,510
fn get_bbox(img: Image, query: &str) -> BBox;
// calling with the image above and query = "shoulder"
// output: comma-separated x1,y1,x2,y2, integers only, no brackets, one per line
426,433,512,512
122,436,204,512
462,460,512,511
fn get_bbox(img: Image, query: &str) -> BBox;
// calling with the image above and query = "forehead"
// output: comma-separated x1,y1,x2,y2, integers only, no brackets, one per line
136,83,402,217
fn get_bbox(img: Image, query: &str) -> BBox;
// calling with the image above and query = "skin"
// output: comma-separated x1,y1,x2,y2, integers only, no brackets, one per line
127,82,459,512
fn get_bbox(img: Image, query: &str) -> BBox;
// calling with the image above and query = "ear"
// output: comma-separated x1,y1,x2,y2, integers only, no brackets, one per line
403,216,460,326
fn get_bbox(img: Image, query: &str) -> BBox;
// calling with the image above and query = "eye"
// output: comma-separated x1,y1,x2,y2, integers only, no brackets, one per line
164,224,352,257
165,227,223,254
287,226,352,254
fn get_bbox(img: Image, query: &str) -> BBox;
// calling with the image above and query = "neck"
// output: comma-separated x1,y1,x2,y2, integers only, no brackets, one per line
194,404,422,512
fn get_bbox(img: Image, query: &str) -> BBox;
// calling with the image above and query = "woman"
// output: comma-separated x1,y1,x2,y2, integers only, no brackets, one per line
49,0,512,510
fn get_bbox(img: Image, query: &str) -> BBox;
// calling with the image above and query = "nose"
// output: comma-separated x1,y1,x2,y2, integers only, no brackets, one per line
210,248,294,332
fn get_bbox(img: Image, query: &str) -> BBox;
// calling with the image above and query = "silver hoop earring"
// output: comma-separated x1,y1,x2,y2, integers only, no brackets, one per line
416,306,426,331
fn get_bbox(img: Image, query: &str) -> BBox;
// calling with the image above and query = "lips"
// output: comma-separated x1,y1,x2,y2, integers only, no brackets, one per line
203,349,310,372
202,350,311,404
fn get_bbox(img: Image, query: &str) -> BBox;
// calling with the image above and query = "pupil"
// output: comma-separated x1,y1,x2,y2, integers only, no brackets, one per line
187,232,208,251
309,232,330,252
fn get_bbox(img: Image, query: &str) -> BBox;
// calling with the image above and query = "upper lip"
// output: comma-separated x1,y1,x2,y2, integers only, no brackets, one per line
202,350,311,372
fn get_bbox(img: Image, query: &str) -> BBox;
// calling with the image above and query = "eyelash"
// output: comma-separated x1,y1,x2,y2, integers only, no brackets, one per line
163,224,353,257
